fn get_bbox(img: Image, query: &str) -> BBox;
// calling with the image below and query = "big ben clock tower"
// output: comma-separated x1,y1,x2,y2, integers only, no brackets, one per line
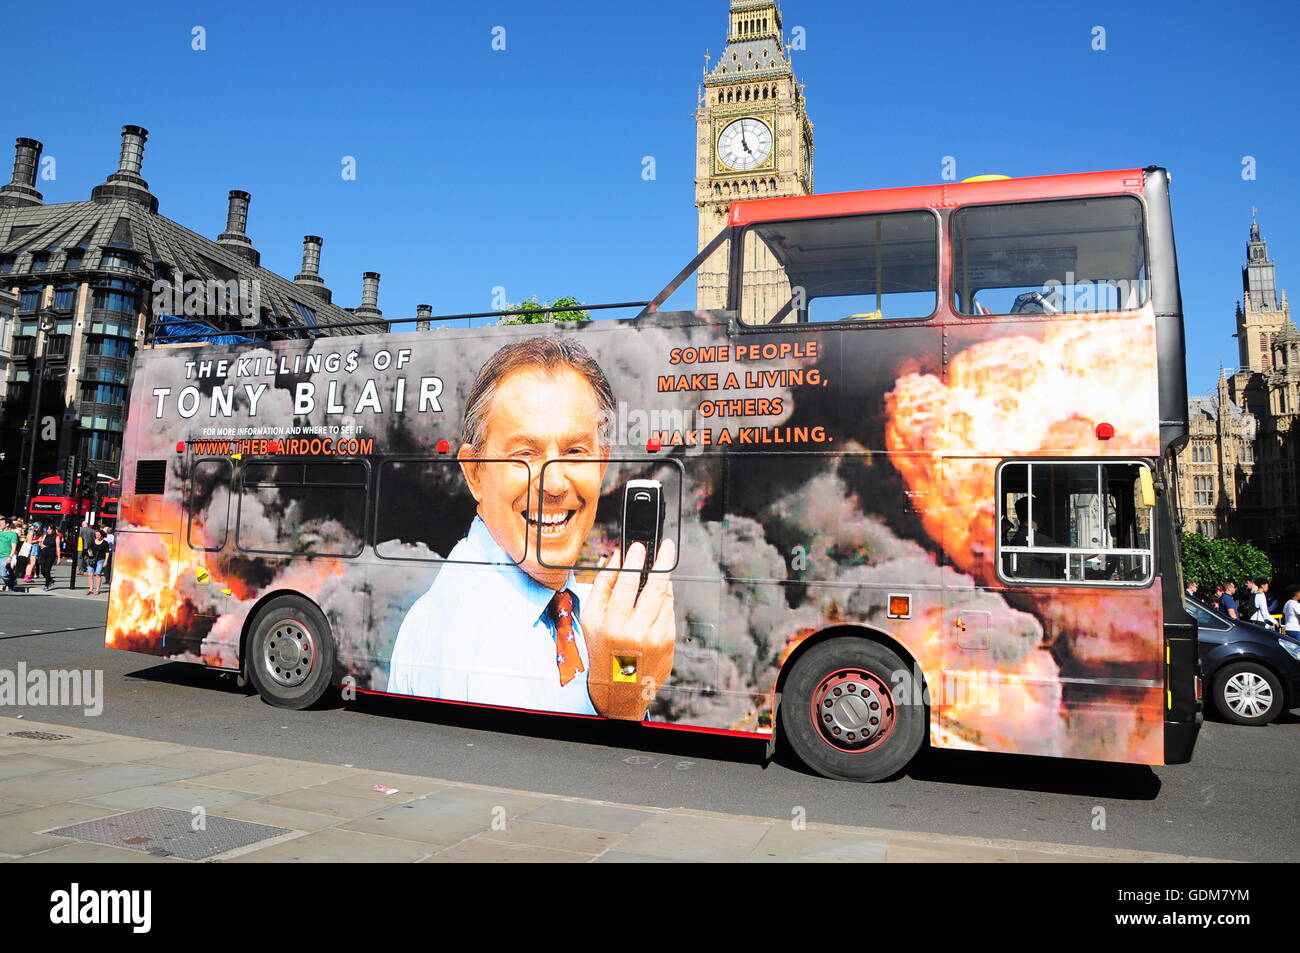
696,0,814,313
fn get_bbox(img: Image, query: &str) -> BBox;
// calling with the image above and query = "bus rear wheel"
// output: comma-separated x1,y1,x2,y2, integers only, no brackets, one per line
245,596,336,710
780,637,926,782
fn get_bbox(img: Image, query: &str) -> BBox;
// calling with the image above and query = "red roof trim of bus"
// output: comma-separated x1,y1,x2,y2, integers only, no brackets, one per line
729,168,1147,226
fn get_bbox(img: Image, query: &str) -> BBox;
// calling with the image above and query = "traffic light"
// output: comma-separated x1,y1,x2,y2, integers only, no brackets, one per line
62,454,80,496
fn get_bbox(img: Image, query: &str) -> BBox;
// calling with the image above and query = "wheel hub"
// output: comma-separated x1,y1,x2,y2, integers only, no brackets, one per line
1224,672,1272,718
810,668,896,752
264,620,315,688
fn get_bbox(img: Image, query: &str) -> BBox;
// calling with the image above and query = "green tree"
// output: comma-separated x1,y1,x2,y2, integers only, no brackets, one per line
498,295,590,326
1179,532,1273,589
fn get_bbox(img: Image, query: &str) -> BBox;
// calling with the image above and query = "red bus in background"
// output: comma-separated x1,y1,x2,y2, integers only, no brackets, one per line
26,475,121,523
27,476,89,518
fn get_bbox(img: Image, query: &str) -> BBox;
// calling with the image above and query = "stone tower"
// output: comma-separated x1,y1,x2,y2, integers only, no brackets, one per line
1235,216,1288,372
1221,216,1300,562
695,0,813,314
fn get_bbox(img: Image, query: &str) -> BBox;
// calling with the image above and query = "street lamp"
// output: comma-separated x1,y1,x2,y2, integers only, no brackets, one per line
15,309,56,516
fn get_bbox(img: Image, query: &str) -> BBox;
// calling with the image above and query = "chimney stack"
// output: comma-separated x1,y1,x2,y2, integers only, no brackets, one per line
216,190,260,265
92,124,158,212
415,304,433,332
355,272,384,323
0,138,43,207
293,235,332,302
116,125,147,177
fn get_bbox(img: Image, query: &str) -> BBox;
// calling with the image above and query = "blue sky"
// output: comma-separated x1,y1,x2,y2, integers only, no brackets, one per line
7,0,1298,394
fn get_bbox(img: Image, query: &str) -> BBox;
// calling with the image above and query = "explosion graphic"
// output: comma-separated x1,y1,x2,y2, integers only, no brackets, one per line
884,315,1165,763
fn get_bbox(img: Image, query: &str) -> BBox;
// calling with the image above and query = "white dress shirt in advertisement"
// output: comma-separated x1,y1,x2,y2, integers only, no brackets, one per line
386,516,595,715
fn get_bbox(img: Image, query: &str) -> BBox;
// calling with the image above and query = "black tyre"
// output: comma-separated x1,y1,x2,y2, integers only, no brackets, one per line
1212,661,1283,726
779,636,926,782
245,596,336,710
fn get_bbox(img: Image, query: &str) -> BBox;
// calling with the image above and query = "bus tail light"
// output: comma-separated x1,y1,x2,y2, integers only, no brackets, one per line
1095,422,1115,440
175,441,186,453
436,439,450,454
1195,675,1203,702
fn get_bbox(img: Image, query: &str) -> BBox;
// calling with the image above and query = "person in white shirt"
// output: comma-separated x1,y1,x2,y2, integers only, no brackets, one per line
1247,578,1276,629
387,337,676,719
1282,585,1300,634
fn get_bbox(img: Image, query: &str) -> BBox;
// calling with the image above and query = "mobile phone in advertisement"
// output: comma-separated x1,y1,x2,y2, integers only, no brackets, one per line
621,479,665,592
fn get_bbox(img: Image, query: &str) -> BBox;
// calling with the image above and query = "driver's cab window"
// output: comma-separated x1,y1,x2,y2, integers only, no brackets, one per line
998,460,1153,586
738,210,937,326
952,196,1147,316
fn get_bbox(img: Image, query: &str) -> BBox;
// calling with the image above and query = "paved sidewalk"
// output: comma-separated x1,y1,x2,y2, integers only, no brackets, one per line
0,716,1227,863
1,573,109,599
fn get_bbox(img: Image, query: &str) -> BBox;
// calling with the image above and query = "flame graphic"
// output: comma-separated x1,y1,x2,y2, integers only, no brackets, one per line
886,319,1158,583
106,490,348,670
105,498,189,650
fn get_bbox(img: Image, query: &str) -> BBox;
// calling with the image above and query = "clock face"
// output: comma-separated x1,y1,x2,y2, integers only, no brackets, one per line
718,118,773,171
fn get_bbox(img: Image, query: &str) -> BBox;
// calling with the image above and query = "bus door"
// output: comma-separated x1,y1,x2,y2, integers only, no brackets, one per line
184,457,236,649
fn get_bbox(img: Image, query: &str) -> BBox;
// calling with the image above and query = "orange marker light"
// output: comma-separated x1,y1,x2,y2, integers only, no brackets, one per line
887,594,911,619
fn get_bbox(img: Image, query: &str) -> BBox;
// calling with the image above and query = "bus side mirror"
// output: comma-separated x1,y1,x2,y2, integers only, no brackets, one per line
1138,468,1156,507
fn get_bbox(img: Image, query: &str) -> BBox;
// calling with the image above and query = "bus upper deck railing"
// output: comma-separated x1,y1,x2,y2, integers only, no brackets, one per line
145,300,656,346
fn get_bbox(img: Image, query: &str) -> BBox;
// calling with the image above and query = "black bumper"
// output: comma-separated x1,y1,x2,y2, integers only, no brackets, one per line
1164,713,1201,765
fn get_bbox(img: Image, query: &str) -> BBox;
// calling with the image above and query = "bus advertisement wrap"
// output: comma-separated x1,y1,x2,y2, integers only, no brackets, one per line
107,307,1166,765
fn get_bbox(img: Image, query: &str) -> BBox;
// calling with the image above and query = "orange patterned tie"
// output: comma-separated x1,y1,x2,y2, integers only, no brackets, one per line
550,590,584,686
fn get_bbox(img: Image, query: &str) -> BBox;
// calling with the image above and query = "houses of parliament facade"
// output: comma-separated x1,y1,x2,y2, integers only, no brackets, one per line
1177,218,1300,573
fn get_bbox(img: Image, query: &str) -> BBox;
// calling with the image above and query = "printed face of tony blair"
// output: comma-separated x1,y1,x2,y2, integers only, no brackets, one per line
460,366,608,590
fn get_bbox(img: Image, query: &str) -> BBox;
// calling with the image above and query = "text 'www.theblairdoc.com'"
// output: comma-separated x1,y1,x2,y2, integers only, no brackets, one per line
187,437,375,457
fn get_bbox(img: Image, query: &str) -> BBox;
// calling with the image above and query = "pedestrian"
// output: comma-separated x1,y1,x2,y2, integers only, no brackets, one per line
1219,580,1239,620
36,522,61,591
1282,585,1300,635
0,517,20,592
78,519,95,575
87,528,108,596
1248,577,1277,629
1185,580,1198,600
20,524,41,583
1210,583,1224,608
102,524,115,584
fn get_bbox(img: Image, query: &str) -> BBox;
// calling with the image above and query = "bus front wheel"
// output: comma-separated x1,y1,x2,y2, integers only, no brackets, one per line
780,637,926,782
245,596,337,710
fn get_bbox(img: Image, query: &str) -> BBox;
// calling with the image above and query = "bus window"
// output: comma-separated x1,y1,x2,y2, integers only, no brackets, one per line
738,210,937,326
237,461,366,557
952,196,1147,316
188,458,232,551
535,459,682,572
375,459,530,564
998,460,1153,585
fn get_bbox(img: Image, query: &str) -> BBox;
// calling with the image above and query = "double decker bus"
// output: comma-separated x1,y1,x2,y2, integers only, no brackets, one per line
106,167,1200,781
28,475,85,519
27,475,119,524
